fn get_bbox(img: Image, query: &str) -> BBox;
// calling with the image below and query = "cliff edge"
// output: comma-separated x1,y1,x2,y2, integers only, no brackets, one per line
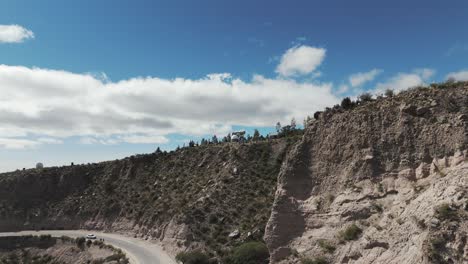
265,83,467,263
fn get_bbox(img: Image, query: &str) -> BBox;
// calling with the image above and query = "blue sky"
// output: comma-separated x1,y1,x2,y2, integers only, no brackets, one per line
0,0,467,171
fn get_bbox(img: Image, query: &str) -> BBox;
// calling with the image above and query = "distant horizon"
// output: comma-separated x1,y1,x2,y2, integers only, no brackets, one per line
0,0,467,171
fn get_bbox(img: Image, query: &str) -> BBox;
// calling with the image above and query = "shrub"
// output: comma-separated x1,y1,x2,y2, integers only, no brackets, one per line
225,242,269,264
39,234,52,241
339,224,362,241
75,237,86,249
384,89,394,97
358,92,373,102
434,203,458,221
175,250,210,264
105,253,128,263
371,202,383,213
301,257,328,264
317,239,335,253
340,97,353,110
313,111,322,120
427,236,446,262
377,183,384,193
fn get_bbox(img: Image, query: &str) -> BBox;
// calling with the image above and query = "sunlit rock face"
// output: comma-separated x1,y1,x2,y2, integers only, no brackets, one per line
265,83,468,264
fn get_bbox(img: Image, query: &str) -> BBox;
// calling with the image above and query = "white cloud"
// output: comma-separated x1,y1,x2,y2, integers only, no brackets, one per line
276,45,326,77
374,68,435,94
446,70,468,81
414,68,435,80
0,138,41,149
0,137,63,149
0,25,34,43
336,84,349,94
37,137,63,144
119,135,169,144
0,64,339,148
349,69,382,87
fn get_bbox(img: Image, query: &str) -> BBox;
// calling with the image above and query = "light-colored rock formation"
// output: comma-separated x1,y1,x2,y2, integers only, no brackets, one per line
265,84,468,263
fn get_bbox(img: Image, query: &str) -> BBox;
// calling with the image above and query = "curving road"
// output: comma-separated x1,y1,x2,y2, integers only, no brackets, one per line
0,230,177,264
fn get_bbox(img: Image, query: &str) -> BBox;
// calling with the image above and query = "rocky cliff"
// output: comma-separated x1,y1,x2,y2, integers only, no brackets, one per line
265,83,468,263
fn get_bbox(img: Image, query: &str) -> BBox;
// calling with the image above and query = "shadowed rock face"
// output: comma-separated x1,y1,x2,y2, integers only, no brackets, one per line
265,83,468,263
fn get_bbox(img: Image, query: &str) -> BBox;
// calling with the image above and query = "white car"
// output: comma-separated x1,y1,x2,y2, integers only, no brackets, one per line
85,234,97,239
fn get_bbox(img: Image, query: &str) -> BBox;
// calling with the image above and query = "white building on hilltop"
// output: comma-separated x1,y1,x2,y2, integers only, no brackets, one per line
231,131,246,142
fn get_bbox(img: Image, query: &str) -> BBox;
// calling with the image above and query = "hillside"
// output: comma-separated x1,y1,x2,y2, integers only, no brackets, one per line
0,82,467,264
265,82,468,263
0,138,297,259
0,235,128,264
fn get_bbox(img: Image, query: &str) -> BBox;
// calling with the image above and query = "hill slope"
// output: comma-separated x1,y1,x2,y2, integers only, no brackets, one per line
0,139,297,259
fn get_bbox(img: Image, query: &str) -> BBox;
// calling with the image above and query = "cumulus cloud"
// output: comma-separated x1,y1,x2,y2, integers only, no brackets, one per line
414,68,435,80
0,64,339,148
446,70,468,81
374,68,435,94
37,137,63,144
0,25,34,43
349,69,382,87
276,45,326,77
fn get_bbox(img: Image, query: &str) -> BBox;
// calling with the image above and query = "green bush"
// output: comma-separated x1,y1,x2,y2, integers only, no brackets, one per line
104,253,129,263
339,224,362,241
301,257,328,264
384,89,394,97
75,237,86,249
39,234,52,241
427,236,446,262
175,250,210,264
340,97,354,110
225,242,269,264
358,92,373,102
317,239,335,253
434,203,458,221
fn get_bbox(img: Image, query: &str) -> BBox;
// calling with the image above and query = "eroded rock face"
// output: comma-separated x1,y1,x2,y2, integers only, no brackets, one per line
265,84,468,263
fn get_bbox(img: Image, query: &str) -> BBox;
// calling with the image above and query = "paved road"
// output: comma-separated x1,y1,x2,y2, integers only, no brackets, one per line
0,230,177,264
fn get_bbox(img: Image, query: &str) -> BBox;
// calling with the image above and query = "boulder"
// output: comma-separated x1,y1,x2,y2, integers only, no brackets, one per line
415,163,430,179
398,168,416,181
228,229,240,239
416,107,430,116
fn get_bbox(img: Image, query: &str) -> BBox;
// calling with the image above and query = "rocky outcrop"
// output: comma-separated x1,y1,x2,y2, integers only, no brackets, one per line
265,83,468,263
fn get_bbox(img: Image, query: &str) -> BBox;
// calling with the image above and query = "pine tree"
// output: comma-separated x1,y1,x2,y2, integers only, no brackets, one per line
253,129,260,141
341,97,353,109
